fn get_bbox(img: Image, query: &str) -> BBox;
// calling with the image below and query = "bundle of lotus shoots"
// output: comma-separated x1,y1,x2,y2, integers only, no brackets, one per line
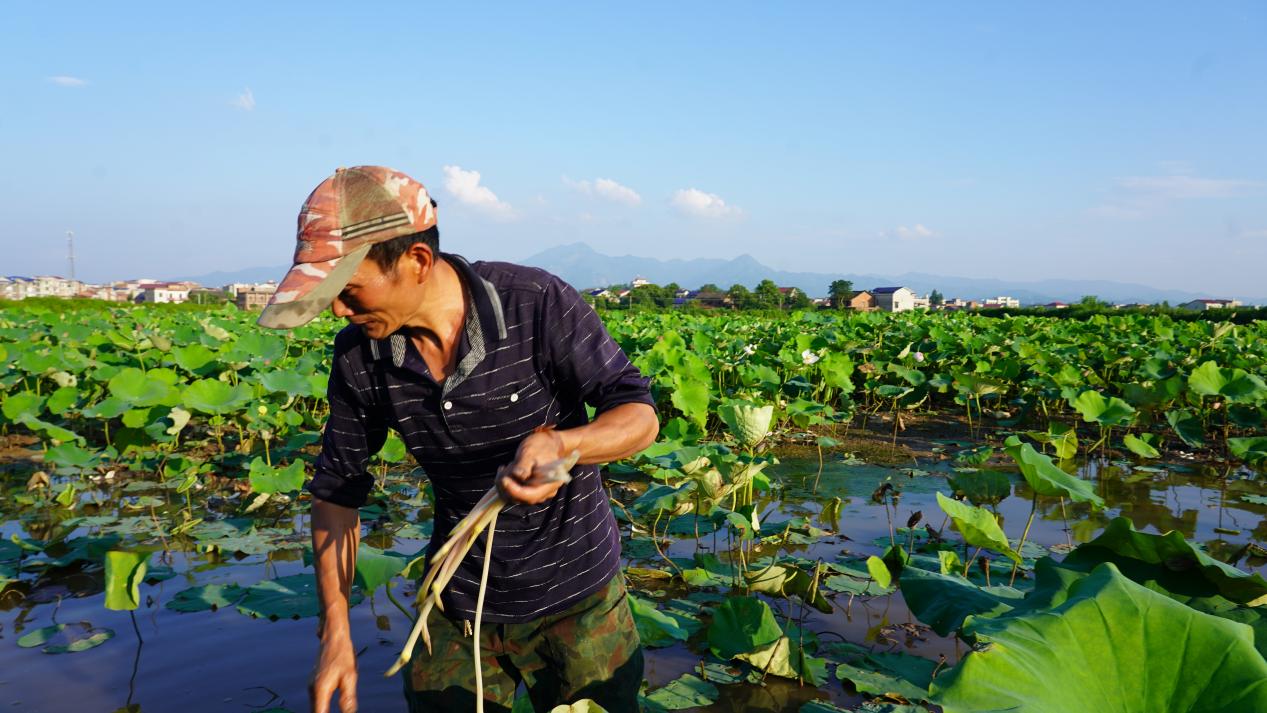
386,449,582,712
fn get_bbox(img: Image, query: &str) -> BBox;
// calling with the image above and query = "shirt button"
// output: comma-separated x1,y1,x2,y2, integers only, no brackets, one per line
510,393,519,403
443,401,453,410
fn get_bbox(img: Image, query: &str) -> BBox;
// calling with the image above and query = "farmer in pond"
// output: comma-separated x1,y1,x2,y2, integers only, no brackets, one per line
258,166,658,713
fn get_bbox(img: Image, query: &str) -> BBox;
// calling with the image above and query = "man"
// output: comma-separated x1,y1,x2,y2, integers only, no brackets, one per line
258,166,658,713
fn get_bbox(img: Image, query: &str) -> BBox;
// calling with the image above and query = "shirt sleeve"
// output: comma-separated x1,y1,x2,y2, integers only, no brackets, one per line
540,275,656,416
307,348,388,509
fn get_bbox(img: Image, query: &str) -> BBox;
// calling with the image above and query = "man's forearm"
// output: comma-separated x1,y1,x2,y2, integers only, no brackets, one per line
311,497,360,641
557,402,658,465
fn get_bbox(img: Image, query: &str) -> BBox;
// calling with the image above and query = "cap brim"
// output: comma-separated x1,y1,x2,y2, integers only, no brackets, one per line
257,243,373,329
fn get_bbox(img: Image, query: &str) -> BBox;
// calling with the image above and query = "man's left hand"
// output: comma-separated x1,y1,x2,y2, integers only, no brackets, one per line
499,429,571,505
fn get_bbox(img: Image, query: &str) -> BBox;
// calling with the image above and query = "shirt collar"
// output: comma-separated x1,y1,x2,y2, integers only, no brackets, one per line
366,252,506,370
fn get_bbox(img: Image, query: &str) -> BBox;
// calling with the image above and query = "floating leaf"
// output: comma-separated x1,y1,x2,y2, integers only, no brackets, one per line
237,573,362,620
932,564,1267,713
17,622,114,654
707,595,784,659
166,583,246,613
643,674,719,711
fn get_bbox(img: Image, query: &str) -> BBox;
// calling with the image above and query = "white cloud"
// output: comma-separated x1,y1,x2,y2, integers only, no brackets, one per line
1093,168,1263,219
564,176,642,206
670,188,742,219
48,75,86,88
442,165,514,219
231,88,255,111
882,224,938,240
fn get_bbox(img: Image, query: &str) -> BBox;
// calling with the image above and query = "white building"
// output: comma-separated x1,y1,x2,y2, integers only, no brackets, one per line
136,282,192,304
631,276,651,288
982,296,1021,309
1180,298,1240,311
871,286,917,312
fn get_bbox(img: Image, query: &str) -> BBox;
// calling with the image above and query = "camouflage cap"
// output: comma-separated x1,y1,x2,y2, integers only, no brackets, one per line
257,166,437,329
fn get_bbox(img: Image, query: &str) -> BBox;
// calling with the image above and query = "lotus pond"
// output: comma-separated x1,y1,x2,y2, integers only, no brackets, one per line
0,302,1265,712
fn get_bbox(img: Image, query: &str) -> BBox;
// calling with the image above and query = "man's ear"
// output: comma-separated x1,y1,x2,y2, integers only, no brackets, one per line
402,242,436,284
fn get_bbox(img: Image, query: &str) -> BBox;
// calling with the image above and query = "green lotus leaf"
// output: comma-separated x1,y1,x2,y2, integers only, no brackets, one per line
108,367,176,408
182,378,251,415
354,544,408,593
82,396,130,420
948,469,1012,506
260,369,311,397
247,458,306,495
45,386,78,415
1062,517,1267,606
1002,436,1103,506
166,583,246,613
44,443,102,470
735,635,828,685
643,674,719,711
629,595,691,648
866,555,892,589
707,595,784,659
717,401,774,448
935,493,1021,563
744,563,832,613
898,566,1023,636
1188,360,1267,403
1229,437,1267,465
237,573,362,620
1165,409,1205,448
1070,389,1136,427
1122,433,1161,459
932,563,1267,713
669,377,711,430
171,343,217,372
104,550,150,611
835,659,932,703
2,391,44,421
16,622,114,654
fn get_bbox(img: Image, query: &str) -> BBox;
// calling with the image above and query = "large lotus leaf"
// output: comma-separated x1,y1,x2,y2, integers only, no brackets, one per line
182,379,251,415
952,373,1006,397
734,635,828,685
1165,409,1205,448
1229,437,1267,465
707,595,784,659
104,550,149,611
1061,517,1267,606
45,386,78,415
354,544,408,593
43,442,102,470
629,595,691,648
932,563,1267,713
237,573,362,620
166,583,245,612
108,367,176,408
935,493,1020,563
248,458,306,495
718,401,773,448
2,391,44,421
898,566,1023,637
947,469,1012,506
643,674,719,711
1002,436,1103,506
35,534,121,568
82,396,130,420
1188,360,1267,403
260,369,312,398
669,377,711,430
1070,389,1136,427
744,563,832,613
835,660,930,703
171,343,217,373
222,331,287,365
16,622,114,654
818,352,855,392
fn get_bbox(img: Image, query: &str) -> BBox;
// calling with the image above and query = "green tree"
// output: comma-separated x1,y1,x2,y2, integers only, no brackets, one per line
698,283,722,294
828,280,854,309
930,289,944,307
754,279,782,309
727,283,753,310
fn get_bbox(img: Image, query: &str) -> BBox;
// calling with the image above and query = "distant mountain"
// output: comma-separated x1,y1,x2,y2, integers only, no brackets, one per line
521,243,1248,306
171,266,288,286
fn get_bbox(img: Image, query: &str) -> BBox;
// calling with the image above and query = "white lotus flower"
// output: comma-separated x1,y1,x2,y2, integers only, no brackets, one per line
743,344,757,356
801,349,820,365
914,352,925,362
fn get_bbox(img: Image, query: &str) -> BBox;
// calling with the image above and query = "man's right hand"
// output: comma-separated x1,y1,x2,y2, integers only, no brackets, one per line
310,632,358,713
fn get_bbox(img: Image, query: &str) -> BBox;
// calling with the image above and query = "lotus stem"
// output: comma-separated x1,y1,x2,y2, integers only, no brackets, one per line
1009,493,1038,586
386,450,579,679
473,509,498,713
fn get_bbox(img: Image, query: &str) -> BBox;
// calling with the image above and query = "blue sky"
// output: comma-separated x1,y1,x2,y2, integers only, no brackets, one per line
3,2,1265,297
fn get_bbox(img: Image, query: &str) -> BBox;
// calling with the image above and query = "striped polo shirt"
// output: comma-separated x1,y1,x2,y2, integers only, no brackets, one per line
307,253,654,623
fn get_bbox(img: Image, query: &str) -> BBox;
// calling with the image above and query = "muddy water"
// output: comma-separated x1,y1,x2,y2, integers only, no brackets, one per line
0,453,1263,712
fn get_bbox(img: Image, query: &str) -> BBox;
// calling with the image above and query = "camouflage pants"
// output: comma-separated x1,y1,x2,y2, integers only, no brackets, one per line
402,575,643,713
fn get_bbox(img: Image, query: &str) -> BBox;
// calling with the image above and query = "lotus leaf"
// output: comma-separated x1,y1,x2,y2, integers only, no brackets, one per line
354,544,408,593
932,563,1267,713
104,550,149,610
1188,360,1267,403
629,595,691,648
935,493,1020,563
718,401,774,448
248,458,306,495
643,674,719,711
1229,436,1267,464
1070,389,1136,427
237,573,362,620
898,566,1022,636
182,378,251,415
707,595,784,659
108,367,175,407
17,622,115,654
1002,436,1103,506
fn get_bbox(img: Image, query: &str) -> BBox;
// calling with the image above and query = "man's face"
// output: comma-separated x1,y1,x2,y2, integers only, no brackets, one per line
330,256,415,340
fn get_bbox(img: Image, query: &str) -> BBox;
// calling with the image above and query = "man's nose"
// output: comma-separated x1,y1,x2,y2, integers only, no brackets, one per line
330,295,354,318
